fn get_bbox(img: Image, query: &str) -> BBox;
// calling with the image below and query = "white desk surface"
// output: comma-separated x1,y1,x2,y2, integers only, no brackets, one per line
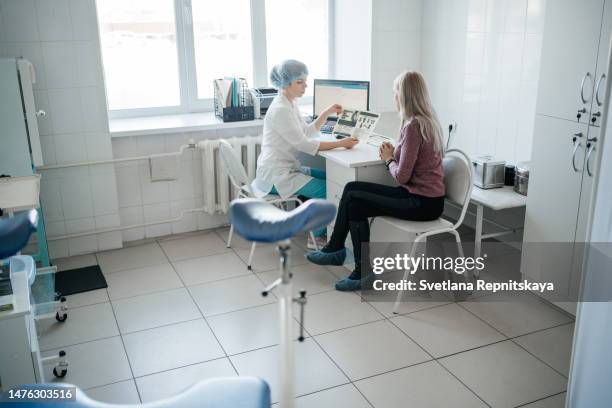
317,134,384,168
316,137,527,211
470,185,527,211
0,175,40,212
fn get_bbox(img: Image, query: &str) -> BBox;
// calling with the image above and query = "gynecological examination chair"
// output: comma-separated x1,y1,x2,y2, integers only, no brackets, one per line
0,198,336,408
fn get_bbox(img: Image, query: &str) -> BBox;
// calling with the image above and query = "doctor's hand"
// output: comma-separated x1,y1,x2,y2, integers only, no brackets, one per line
379,141,394,161
339,137,359,149
323,104,343,117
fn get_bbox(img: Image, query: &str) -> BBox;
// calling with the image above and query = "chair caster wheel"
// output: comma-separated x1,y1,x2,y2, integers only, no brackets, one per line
247,265,252,271
53,367,67,378
56,312,68,322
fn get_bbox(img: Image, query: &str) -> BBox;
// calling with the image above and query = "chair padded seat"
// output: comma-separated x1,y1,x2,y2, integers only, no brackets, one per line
376,216,453,233
229,198,336,243
52,377,271,408
0,210,38,259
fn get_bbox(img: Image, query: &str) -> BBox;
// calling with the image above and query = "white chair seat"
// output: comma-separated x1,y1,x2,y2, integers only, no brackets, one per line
377,216,453,233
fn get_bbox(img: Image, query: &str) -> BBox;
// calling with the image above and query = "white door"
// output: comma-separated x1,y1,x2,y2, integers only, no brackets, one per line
590,0,612,127
521,116,588,300
536,0,605,123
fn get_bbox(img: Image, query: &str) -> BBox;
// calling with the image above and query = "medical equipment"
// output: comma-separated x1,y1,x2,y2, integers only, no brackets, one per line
250,87,278,118
229,198,336,408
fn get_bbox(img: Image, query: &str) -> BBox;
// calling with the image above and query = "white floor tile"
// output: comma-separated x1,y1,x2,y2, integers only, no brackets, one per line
112,288,201,334
258,263,337,296
172,252,251,286
159,232,230,261
123,319,225,377
514,324,574,376
85,380,141,404
520,393,566,408
439,341,568,408
391,303,506,358
54,254,98,272
355,361,487,408
188,274,274,316
315,320,431,380
38,302,119,351
97,243,167,274
207,303,301,355
459,292,573,337
43,336,132,390
66,288,109,309
136,358,236,403
230,338,349,404
293,384,370,408
236,244,308,272
106,263,183,300
298,291,383,335
216,226,257,250
368,296,451,317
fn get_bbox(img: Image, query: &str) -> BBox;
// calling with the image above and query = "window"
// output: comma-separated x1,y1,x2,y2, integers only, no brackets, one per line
97,0,331,118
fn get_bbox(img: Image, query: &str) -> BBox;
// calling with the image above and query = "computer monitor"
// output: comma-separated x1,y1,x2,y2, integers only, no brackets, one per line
313,79,370,119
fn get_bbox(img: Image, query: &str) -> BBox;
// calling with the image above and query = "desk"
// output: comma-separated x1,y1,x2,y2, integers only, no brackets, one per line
316,138,527,257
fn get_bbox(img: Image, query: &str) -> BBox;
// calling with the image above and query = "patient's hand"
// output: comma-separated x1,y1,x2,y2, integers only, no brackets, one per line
379,141,394,161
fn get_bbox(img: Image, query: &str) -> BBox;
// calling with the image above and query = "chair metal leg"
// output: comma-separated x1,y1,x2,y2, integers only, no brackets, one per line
308,230,319,251
450,229,469,282
393,237,420,314
227,224,234,248
247,241,256,270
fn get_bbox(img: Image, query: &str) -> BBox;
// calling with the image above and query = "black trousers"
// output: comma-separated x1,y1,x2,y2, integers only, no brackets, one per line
327,181,445,272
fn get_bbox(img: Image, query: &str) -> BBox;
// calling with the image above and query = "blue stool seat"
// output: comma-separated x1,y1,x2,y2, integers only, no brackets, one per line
1,378,271,408
229,198,336,243
0,210,38,259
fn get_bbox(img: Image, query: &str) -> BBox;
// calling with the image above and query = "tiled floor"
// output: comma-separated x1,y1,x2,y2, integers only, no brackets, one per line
43,227,574,407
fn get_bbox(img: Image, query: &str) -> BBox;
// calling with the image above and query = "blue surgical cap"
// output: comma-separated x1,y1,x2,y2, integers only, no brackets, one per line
269,59,308,89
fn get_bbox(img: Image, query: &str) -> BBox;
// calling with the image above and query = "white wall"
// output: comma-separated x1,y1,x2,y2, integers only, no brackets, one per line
370,0,423,112
0,0,122,258
421,0,547,164
333,0,372,81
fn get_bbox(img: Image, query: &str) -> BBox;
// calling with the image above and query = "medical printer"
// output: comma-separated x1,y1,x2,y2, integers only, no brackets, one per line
250,87,278,118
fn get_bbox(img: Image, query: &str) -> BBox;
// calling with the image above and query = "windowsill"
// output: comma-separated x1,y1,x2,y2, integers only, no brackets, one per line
109,103,313,138
109,112,265,138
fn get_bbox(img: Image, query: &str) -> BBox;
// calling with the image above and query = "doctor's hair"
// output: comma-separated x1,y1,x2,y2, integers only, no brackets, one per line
269,59,309,89
393,71,444,154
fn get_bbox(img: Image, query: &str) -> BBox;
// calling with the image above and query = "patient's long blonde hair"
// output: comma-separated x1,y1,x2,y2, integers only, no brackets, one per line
393,71,444,154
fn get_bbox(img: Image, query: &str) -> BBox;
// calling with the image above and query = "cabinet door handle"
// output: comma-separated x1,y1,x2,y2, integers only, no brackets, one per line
572,141,583,173
595,74,606,107
586,143,596,177
580,72,593,104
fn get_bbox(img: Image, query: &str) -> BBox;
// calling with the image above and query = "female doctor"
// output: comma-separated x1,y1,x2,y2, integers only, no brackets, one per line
253,60,358,248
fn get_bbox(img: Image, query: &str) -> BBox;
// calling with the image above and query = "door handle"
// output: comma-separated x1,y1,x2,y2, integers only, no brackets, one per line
585,142,596,177
595,74,606,107
580,72,593,104
572,141,583,173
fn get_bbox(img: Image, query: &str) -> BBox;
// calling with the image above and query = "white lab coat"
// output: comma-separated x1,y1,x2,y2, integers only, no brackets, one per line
252,94,321,198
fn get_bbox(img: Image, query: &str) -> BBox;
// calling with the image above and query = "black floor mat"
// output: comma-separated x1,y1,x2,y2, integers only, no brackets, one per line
55,265,107,296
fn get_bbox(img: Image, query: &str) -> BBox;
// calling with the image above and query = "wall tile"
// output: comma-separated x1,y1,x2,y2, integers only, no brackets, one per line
85,132,113,161
80,86,108,132
526,0,547,34
465,33,485,75
521,33,542,81
372,0,402,32
112,137,139,160
34,0,73,41
143,202,171,238
39,135,57,166
39,176,64,222
0,0,39,42
69,0,98,41
66,217,98,255
139,163,170,205
75,41,102,87
467,0,486,32
170,198,198,235
119,206,145,242
400,0,423,31
95,213,122,252
47,88,84,133
504,0,528,33
500,33,524,81
54,133,87,164
60,178,94,219
41,41,78,88
169,159,195,201
115,165,142,208
45,220,66,237
90,167,119,216
48,239,69,259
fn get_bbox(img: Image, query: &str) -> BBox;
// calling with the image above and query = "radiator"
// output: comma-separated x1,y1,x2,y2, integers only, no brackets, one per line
198,135,262,215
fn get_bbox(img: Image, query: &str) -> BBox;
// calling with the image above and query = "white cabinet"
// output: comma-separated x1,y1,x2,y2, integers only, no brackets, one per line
522,0,611,314
536,0,605,124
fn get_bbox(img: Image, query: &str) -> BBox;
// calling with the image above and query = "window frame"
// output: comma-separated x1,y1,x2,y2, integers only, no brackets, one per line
105,0,334,119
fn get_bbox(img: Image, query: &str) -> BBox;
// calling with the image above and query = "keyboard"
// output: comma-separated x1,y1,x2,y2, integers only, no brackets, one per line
320,124,334,134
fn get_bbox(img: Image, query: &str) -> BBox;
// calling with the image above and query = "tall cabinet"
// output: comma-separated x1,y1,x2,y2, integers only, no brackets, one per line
521,0,612,314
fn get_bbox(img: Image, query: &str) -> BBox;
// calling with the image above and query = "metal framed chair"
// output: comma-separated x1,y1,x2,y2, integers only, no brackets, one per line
369,149,473,313
218,139,319,270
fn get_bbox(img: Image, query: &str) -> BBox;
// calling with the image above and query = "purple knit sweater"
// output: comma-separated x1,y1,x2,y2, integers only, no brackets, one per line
388,120,445,197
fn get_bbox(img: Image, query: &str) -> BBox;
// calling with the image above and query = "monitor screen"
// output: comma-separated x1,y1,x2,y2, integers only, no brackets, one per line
313,79,370,119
